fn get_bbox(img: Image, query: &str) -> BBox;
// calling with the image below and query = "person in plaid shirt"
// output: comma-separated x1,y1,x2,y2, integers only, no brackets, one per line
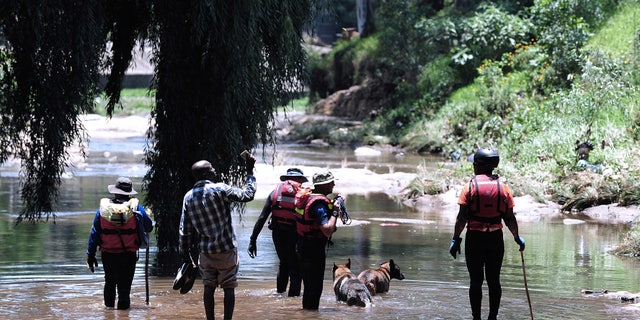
180,154,256,320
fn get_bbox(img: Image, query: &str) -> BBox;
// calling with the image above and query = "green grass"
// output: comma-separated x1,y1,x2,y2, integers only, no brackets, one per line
588,0,640,56
93,88,155,116
94,89,310,116
281,96,309,113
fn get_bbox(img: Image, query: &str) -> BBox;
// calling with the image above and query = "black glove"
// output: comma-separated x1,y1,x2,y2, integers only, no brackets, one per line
86,254,98,273
449,237,462,259
248,239,257,258
515,236,526,251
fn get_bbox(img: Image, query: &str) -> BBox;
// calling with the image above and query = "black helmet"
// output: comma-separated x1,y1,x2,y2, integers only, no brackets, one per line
473,148,500,167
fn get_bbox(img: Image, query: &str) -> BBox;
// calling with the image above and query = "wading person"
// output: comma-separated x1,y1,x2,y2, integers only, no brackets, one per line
248,168,307,297
294,170,343,310
86,177,153,310
449,148,525,320
180,155,256,320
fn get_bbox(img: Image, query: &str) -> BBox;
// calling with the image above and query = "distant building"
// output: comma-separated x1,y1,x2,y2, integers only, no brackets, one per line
100,43,154,89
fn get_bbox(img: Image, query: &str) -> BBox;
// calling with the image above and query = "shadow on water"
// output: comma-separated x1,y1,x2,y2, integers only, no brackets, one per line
2,142,640,319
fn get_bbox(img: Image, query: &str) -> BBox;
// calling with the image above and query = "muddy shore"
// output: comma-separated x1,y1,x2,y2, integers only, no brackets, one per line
81,112,640,225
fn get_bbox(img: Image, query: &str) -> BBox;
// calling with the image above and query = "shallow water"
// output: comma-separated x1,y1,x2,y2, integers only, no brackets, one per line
2,139,640,319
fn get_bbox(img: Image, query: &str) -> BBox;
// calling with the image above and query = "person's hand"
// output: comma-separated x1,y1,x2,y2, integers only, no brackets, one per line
241,150,256,175
181,251,192,264
248,239,257,258
515,236,525,251
86,254,98,273
449,237,462,259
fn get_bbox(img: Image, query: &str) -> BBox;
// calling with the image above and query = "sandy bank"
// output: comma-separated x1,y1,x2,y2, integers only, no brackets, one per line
82,113,640,225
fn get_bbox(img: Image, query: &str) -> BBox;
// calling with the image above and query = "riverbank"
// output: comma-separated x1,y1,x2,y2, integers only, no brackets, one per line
82,112,640,225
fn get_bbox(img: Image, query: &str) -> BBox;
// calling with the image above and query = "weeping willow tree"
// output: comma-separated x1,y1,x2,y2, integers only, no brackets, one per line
1,0,316,274
0,1,150,222
0,1,108,221
146,1,313,274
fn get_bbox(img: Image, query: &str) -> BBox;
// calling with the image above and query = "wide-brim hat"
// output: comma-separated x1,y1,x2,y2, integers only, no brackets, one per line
312,170,337,185
107,177,138,195
279,168,308,182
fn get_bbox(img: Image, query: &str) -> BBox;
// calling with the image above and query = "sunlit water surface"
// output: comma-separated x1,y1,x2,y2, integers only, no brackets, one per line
1,138,640,320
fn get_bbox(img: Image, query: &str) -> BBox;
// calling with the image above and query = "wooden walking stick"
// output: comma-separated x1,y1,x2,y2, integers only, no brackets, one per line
521,251,534,320
145,242,150,305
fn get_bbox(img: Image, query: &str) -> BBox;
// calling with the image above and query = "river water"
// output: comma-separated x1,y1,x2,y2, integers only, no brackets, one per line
1,135,640,320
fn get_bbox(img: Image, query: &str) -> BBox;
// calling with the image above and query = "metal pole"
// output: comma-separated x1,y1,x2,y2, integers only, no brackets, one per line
520,251,533,320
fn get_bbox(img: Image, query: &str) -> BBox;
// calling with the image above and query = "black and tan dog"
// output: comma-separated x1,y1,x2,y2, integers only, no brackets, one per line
332,258,372,307
357,259,405,296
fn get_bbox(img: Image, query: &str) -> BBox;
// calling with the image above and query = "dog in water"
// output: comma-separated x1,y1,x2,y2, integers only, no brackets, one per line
357,259,405,296
332,258,372,307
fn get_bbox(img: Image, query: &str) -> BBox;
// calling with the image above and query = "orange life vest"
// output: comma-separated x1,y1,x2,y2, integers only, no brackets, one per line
294,189,332,239
270,180,302,231
99,198,140,253
466,175,507,232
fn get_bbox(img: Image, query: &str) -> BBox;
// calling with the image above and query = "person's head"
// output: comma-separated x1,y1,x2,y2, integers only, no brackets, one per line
191,160,216,181
472,148,500,175
280,167,308,184
312,170,336,195
108,177,138,199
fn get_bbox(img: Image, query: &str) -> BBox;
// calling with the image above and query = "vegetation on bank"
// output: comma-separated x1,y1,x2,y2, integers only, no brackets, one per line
304,0,640,255
306,0,640,210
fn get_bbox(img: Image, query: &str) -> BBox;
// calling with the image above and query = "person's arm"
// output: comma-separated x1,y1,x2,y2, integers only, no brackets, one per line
248,193,273,258
178,201,193,261
138,205,154,233
226,175,257,202
449,205,468,259
86,210,101,255
503,207,525,251
250,193,273,241
502,207,519,238
86,210,101,272
452,205,468,240
311,202,338,238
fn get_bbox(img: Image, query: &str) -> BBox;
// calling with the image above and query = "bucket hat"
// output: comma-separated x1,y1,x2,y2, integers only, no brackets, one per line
312,170,336,185
107,177,138,195
279,168,308,182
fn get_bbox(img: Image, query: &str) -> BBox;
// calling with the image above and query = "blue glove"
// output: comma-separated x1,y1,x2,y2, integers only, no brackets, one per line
515,236,525,251
449,237,462,259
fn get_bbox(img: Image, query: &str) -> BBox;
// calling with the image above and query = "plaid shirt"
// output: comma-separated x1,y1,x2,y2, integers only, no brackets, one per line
180,176,256,254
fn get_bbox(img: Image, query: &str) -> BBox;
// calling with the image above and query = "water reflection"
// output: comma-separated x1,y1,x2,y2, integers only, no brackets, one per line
2,143,640,319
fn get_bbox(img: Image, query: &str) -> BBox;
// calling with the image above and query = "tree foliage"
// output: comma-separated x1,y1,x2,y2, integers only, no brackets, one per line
1,0,314,274
146,0,312,273
0,1,108,222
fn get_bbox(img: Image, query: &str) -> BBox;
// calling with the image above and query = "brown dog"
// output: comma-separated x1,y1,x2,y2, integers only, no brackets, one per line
357,259,405,296
332,258,372,307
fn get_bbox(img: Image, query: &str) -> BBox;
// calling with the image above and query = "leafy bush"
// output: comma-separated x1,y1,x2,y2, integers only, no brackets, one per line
451,4,534,78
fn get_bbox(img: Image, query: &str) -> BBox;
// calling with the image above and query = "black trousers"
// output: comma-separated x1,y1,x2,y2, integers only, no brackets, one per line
465,229,504,320
101,251,137,309
297,238,327,310
272,228,302,296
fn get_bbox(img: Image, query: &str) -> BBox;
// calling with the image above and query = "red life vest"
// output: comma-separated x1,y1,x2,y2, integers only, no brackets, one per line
99,199,140,253
294,189,332,239
270,180,302,231
466,174,507,232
